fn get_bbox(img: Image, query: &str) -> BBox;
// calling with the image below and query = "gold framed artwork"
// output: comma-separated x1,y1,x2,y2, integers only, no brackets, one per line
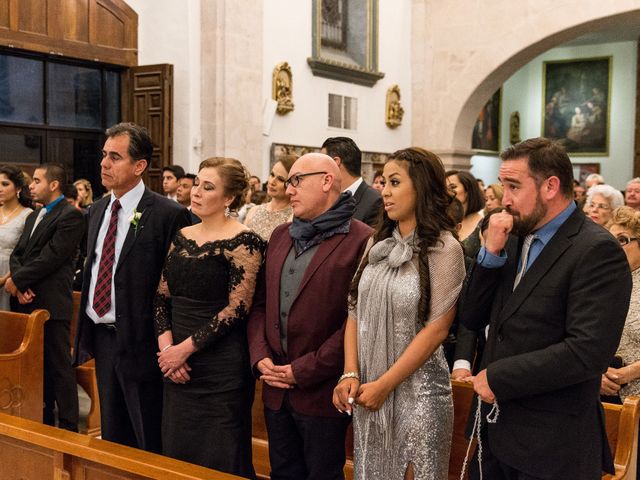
542,57,611,155
472,89,501,154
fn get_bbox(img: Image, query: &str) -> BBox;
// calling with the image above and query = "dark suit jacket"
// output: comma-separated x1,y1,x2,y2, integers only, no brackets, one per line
352,181,382,228
74,188,191,381
10,201,85,320
459,208,632,479
247,220,372,417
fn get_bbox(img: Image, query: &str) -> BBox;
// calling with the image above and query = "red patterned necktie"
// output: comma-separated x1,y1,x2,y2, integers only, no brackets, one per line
92,199,121,317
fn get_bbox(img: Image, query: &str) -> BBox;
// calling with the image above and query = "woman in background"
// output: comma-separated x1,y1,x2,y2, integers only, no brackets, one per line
483,183,503,213
73,178,93,208
0,165,32,310
585,184,624,227
244,154,295,241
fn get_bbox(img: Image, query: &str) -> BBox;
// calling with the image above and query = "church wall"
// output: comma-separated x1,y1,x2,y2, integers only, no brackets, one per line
125,0,202,174
261,0,412,180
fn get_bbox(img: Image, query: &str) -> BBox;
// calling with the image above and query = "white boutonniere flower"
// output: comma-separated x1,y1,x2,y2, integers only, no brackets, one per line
128,209,143,235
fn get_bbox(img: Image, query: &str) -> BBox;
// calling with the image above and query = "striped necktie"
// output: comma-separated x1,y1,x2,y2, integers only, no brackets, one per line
92,200,121,317
513,233,535,290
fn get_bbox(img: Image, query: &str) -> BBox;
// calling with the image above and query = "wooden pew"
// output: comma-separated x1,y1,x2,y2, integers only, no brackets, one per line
450,380,640,480
252,379,639,480
0,411,241,479
251,381,355,479
70,290,101,436
0,309,49,422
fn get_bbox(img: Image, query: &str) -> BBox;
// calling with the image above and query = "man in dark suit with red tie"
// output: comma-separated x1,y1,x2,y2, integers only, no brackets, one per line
248,153,372,480
8,163,85,431
459,138,632,479
75,123,190,452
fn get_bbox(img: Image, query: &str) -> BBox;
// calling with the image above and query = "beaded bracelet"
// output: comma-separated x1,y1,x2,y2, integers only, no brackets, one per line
338,372,360,384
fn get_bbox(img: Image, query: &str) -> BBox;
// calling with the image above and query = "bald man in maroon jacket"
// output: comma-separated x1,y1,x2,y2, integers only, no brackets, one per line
248,153,372,480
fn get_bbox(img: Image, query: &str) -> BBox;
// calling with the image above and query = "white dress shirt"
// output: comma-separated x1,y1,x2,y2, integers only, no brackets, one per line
343,176,363,196
86,180,146,324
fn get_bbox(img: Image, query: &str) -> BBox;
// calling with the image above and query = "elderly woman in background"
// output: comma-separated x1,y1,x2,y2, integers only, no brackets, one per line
483,183,503,214
73,178,93,209
601,206,640,401
244,154,296,241
585,184,624,227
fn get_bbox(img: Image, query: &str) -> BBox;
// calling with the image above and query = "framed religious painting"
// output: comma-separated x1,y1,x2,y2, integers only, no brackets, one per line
472,88,501,154
572,162,600,185
542,57,611,155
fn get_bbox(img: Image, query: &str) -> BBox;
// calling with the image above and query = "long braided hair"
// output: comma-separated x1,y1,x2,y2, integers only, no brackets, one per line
349,147,456,322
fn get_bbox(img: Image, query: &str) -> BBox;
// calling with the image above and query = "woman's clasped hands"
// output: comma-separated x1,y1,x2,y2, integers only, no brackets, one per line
333,377,393,415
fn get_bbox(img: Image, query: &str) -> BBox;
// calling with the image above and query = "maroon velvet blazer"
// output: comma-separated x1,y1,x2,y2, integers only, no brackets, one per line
247,220,372,417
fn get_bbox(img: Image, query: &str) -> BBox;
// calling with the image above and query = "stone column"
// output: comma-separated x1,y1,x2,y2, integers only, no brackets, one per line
200,0,263,174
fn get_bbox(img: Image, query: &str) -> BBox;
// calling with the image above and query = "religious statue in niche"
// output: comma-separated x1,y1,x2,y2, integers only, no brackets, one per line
510,111,521,145
272,62,294,115
385,85,404,128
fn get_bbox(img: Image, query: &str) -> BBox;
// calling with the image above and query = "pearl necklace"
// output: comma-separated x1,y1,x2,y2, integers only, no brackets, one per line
0,204,20,224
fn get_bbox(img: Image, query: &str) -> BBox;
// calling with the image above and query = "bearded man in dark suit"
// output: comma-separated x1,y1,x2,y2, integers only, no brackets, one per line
321,136,382,227
459,138,632,480
75,123,190,453
8,163,85,432
248,153,372,480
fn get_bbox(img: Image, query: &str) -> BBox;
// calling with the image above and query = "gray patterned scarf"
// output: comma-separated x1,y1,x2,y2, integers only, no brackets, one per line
357,227,420,451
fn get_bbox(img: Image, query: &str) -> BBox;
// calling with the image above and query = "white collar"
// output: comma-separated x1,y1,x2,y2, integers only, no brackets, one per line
343,177,364,196
110,180,145,213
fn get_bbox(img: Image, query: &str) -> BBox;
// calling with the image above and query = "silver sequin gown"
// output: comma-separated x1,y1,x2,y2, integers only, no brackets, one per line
353,228,465,480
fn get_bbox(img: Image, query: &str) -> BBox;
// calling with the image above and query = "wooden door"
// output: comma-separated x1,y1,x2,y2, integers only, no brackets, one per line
122,64,173,194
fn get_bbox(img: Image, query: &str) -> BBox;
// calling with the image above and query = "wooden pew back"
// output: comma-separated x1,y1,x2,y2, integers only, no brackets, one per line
0,411,241,479
450,380,640,480
0,309,49,422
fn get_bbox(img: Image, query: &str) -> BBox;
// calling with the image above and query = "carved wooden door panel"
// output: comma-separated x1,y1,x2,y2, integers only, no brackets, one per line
123,64,173,194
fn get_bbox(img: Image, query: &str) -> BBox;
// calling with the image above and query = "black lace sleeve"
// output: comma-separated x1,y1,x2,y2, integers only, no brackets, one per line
191,233,266,349
153,243,176,337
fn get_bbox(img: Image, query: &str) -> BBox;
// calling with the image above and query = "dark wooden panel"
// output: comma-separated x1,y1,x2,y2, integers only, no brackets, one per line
0,0,137,66
94,1,125,48
63,0,90,42
17,0,47,35
126,64,172,194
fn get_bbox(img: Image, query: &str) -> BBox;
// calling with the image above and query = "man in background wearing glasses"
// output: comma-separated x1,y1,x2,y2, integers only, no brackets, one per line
248,153,372,480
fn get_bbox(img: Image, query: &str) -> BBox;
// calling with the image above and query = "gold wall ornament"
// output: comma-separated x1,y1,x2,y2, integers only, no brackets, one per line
385,85,404,128
510,111,521,145
272,62,295,115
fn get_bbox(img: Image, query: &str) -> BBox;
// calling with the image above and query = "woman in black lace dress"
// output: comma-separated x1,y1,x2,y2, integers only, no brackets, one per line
154,157,265,477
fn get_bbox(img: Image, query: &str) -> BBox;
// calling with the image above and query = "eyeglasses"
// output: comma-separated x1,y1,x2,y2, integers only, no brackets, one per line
589,203,611,211
284,171,327,189
269,171,287,183
617,235,639,246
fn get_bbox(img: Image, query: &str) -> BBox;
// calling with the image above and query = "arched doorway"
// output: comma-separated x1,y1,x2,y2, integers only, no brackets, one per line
411,2,640,172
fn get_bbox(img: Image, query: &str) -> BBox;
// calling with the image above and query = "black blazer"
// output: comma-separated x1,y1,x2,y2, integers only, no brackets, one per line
10,201,85,320
459,208,632,478
352,181,382,228
74,188,191,380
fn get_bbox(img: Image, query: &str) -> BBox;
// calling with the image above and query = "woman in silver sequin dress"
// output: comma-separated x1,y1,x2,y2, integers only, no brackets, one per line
600,206,640,400
334,148,465,479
